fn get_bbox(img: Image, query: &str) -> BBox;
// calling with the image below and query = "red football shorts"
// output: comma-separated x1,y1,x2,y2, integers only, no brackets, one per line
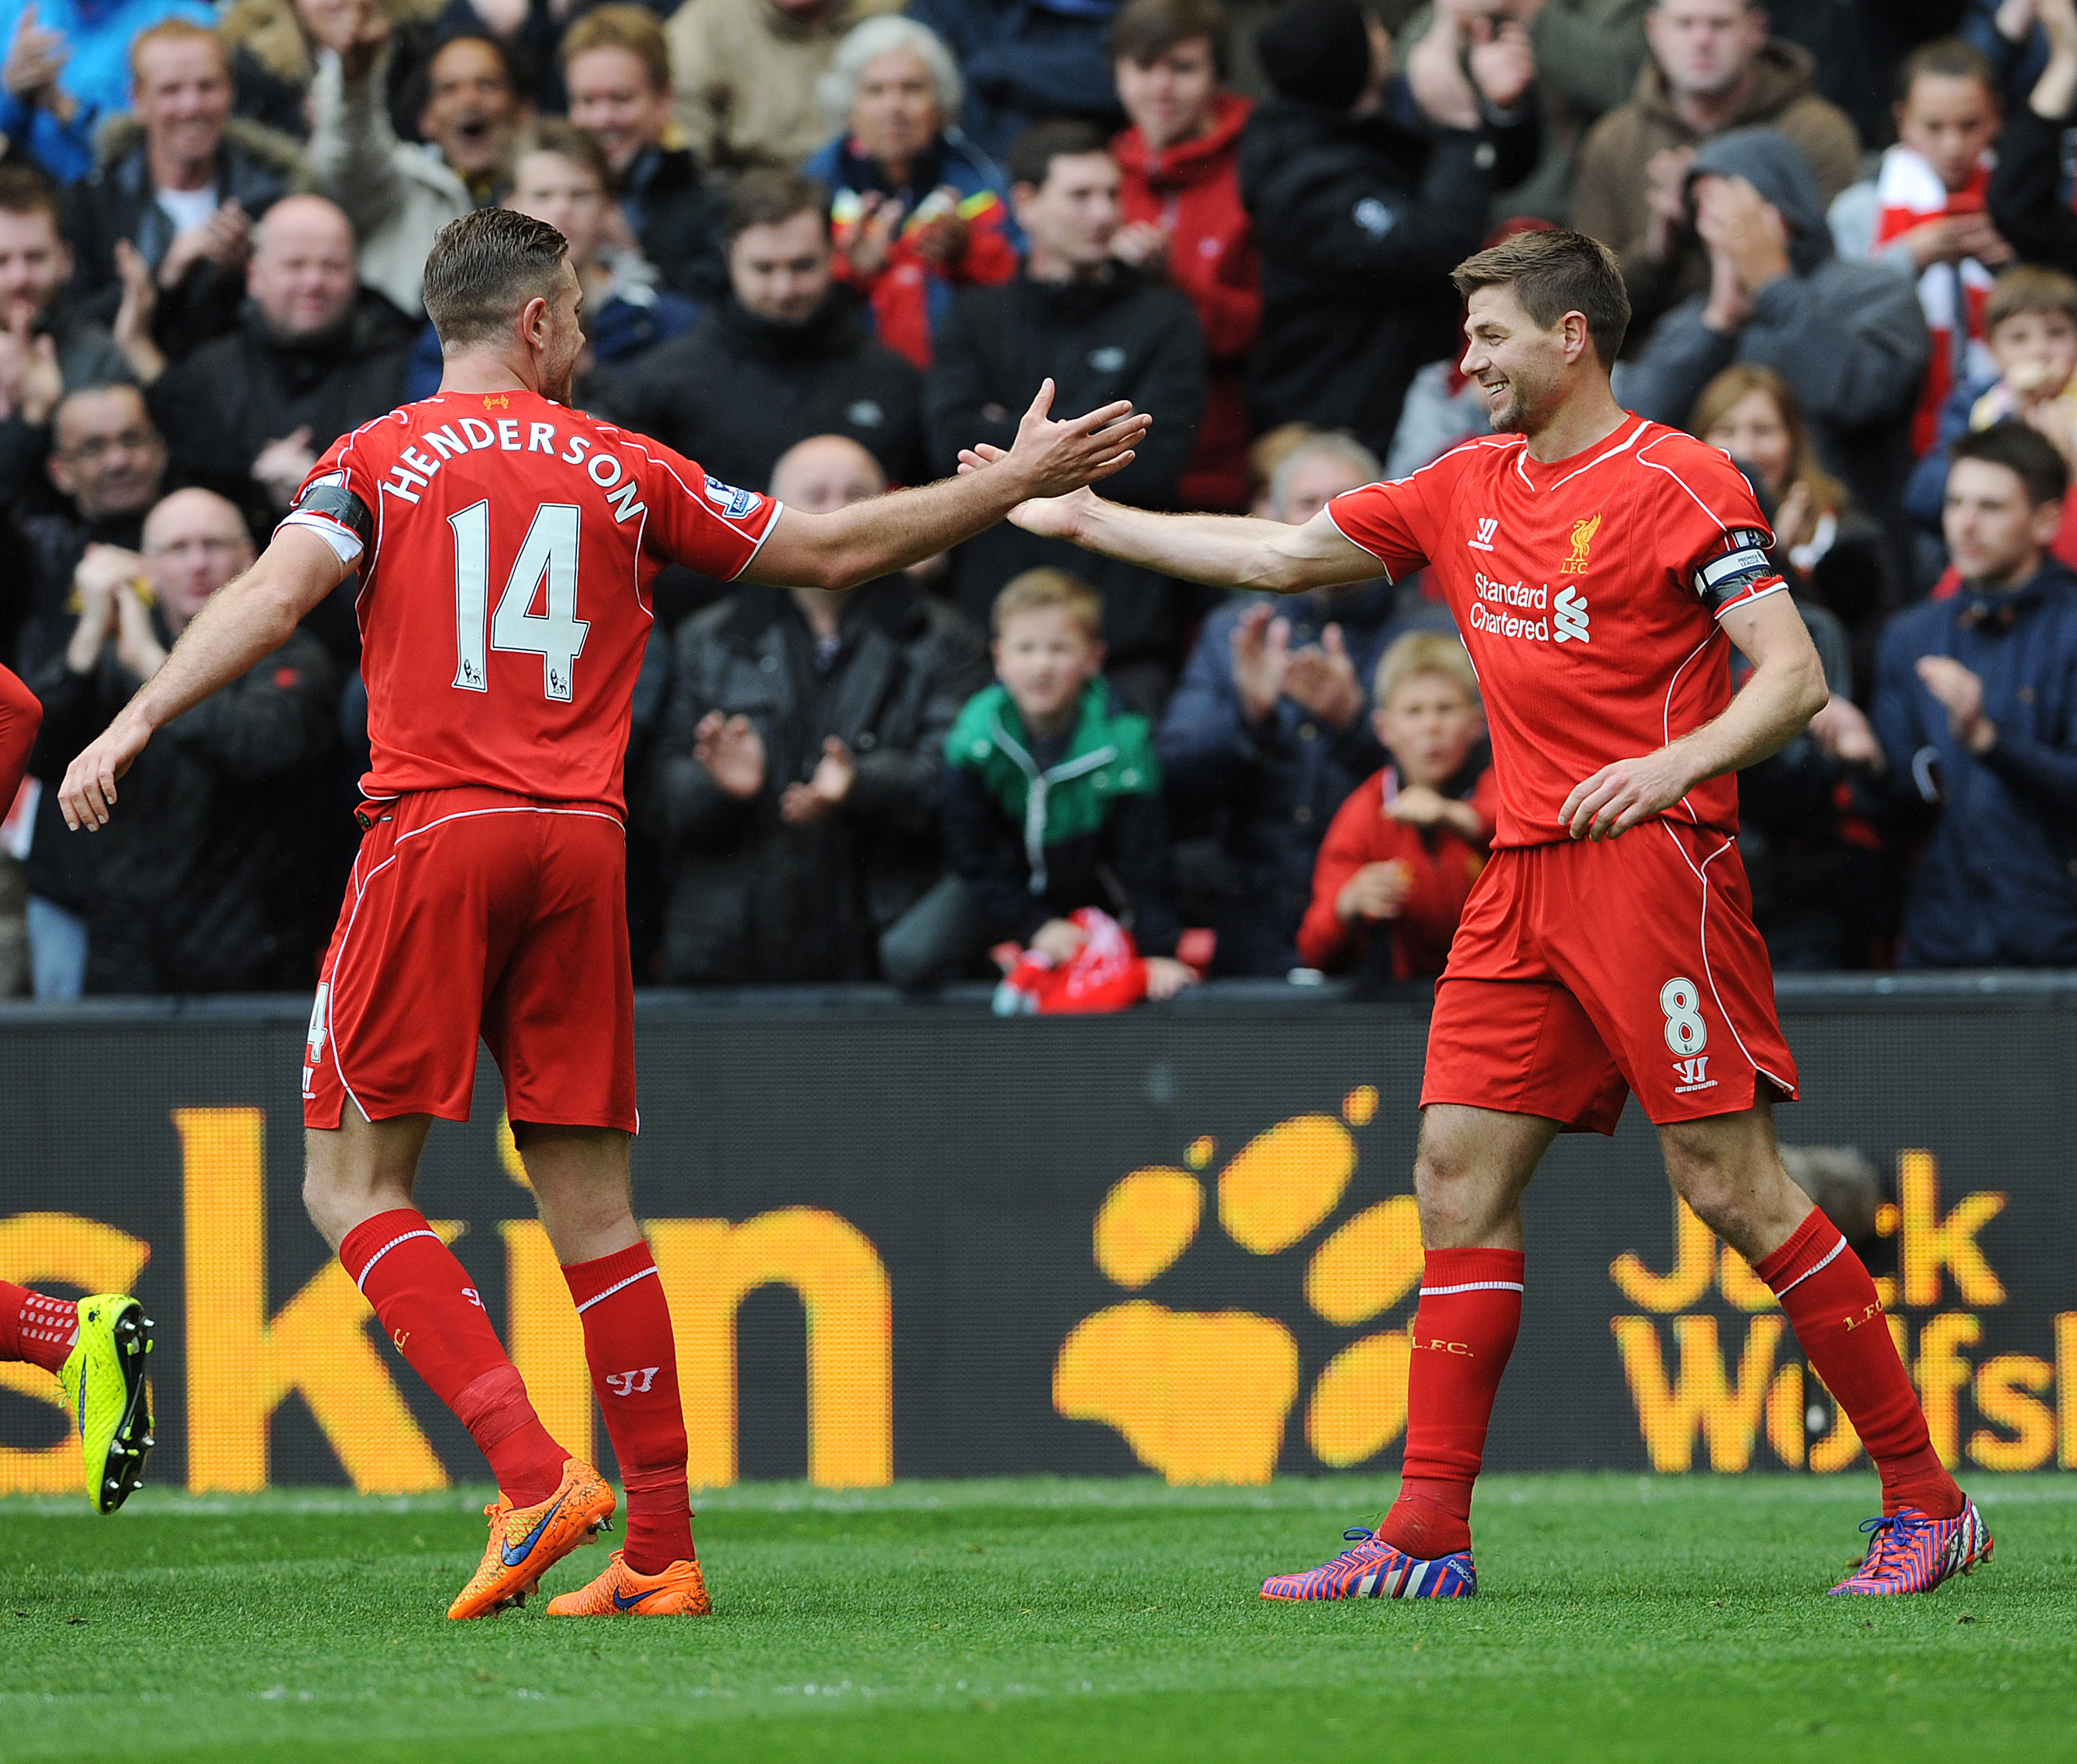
303,786,637,1133
1422,820,1799,1134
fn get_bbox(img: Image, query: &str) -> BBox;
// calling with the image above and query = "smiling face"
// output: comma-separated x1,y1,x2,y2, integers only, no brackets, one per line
507,150,608,271
1703,386,1794,497
422,39,519,182
0,205,70,330
1460,285,1577,436
1115,37,1218,152
48,386,166,521
995,605,1103,731
247,195,358,339
133,35,231,172
144,488,253,629
565,45,670,177
1896,73,2000,195
851,47,943,170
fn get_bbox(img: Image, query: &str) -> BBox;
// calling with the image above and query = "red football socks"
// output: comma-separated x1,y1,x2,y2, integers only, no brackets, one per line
339,1210,567,1507
1756,1207,1961,1519
563,1242,694,1576
0,1281,77,1373
1376,1246,1525,1560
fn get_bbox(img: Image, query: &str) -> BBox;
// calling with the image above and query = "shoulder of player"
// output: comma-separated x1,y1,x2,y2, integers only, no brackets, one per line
1628,422,1756,528
1338,434,1521,509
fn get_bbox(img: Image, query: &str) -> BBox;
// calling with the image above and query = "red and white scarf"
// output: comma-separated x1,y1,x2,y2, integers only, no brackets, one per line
1874,145,1996,456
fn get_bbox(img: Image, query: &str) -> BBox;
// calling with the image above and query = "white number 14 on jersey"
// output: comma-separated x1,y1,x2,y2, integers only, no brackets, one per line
449,500,590,702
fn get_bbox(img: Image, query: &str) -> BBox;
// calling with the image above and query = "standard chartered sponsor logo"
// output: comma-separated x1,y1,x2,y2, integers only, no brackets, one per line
1469,570,1551,642
1467,571,1590,646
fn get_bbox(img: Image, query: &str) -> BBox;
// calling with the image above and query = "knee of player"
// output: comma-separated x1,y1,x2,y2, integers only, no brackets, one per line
1412,1150,1486,1239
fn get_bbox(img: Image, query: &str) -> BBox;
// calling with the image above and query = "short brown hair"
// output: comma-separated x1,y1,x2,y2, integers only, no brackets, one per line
1451,228,1630,371
1007,119,1112,192
1896,36,1997,106
1985,264,2077,336
130,16,226,84
724,168,830,246
993,568,1103,640
422,207,570,349
511,118,612,192
1374,631,1478,711
0,165,63,235
559,5,670,94
1110,0,1229,77
1952,422,2069,507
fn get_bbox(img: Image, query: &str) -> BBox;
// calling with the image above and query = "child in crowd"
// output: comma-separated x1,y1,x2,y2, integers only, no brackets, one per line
1828,38,2011,455
404,120,698,400
1903,265,2077,572
1296,633,1495,986
938,570,1196,1000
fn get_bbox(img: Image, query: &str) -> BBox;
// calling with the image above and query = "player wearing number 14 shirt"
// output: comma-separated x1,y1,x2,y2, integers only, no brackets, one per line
998,230,1989,1601
56,208,1150,1622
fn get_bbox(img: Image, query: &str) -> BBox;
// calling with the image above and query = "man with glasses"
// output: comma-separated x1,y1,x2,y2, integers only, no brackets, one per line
26,485,338,992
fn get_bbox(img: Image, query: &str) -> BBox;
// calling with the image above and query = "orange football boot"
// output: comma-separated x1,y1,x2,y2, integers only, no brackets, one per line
547,1549,712,1617
447,1458,615,1620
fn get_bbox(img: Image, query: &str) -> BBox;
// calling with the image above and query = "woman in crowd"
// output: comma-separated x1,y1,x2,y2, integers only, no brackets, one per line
804,15,1017,371
1693,364,1895,678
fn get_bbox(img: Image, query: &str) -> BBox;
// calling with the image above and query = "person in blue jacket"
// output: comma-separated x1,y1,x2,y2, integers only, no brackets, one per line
1873,422,2077,967
0,0,213,185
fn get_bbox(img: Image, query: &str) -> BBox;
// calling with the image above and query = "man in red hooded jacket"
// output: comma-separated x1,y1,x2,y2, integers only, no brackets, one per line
1110,0,1260,510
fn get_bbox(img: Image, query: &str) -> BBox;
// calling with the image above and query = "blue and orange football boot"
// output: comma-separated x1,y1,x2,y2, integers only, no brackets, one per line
447,1458,615,1619
547,1549,712,1617
1261,1528,1477,1601
1828,1500,1993,1596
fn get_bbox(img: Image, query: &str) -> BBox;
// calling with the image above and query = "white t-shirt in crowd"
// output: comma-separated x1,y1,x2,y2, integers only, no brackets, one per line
155,185,220,235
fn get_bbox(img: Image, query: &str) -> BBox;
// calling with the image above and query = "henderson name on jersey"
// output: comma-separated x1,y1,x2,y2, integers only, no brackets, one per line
279,388,780,816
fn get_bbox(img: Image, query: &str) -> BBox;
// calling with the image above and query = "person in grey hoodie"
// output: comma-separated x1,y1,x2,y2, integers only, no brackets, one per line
1620,127,1928,561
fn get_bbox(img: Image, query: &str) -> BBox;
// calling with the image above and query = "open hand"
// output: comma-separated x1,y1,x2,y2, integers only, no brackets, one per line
1468,18,1536,110
1230,601,1290,726
693,710,766,799
4,5,69,106
0,309,61,425
779,736,855,825
1282,622,1364,730
298,0,391,81
1560,750,1694,839
1806,694,1882,765
113,581,167,681
111,239,164,382
1000,378,1150,500
1642,146,1695,267
252,425,318,509
1916,655,1995,752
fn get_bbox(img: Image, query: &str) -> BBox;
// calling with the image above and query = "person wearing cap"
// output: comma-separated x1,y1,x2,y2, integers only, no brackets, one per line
1237,0,1540,461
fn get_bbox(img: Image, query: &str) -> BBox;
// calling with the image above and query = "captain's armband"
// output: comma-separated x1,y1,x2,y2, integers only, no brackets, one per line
278,471,375,565
1691,525,1783,617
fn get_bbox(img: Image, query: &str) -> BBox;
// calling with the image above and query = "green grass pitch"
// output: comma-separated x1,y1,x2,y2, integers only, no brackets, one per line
0,1474,2071,1763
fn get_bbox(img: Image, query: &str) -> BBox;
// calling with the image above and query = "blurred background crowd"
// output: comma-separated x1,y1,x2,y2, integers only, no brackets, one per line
2,0,2074,1004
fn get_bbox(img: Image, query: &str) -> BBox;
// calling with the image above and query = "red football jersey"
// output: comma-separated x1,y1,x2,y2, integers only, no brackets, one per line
284,388,780,812
1325,417,1785,848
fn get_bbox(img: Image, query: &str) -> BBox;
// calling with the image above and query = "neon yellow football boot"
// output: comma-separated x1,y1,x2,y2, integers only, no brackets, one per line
57,1294,154,1514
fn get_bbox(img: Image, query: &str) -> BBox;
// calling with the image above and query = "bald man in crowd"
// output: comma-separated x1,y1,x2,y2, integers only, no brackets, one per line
146,192,414,662
645,434,990,984
27,486,340,994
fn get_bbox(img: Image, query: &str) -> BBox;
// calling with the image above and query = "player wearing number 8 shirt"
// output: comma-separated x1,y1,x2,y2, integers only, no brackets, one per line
56,207,1151,1621
992,229,1990,1601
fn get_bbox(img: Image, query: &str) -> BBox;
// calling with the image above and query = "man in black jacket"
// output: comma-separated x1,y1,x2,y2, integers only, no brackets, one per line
561,5,728,304
64,20,305,367
644,435,989,984
926,119,1205,712
27,486,339,994
1240,0,1538,460
146,193,412,665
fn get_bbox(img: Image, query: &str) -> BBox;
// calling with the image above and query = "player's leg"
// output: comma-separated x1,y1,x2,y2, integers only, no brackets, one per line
518,1128,710,1618
487,808,705,1615
306,1111,570,1509
0,1282,153,1513
1659,1104,1989,1594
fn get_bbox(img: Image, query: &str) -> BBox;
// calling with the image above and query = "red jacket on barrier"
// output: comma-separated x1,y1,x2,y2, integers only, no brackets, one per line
1297,764,1498,981
1114,92,1260,511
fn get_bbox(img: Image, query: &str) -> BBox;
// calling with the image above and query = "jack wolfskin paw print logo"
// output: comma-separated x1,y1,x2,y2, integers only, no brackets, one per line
1052,1087,1423,1483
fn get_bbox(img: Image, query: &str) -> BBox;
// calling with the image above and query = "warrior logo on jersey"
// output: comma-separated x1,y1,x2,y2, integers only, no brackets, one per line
1561,511,1602,576
704,475,763,519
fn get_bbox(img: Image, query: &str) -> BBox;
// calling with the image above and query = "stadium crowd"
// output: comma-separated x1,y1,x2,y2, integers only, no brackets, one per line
2,0,2075,1002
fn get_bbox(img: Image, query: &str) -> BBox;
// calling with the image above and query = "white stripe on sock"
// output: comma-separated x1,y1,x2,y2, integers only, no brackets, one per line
1417,1280,1526,1296
353,1228,441,1291
574,1264,658,1314
1770,1233,1846,1298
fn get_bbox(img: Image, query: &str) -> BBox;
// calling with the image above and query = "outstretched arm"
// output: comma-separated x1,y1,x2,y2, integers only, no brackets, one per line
963,452,1383,596
1559,590,1828,840
744,382,1150,592
58,526,350,830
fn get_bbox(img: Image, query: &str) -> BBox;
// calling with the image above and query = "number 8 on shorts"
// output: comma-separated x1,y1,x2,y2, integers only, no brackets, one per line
1659,977,1708,1056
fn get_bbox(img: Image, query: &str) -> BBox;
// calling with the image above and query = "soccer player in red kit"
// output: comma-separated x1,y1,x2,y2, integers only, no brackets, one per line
976,228,1989,1599
57,207,1150,1619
